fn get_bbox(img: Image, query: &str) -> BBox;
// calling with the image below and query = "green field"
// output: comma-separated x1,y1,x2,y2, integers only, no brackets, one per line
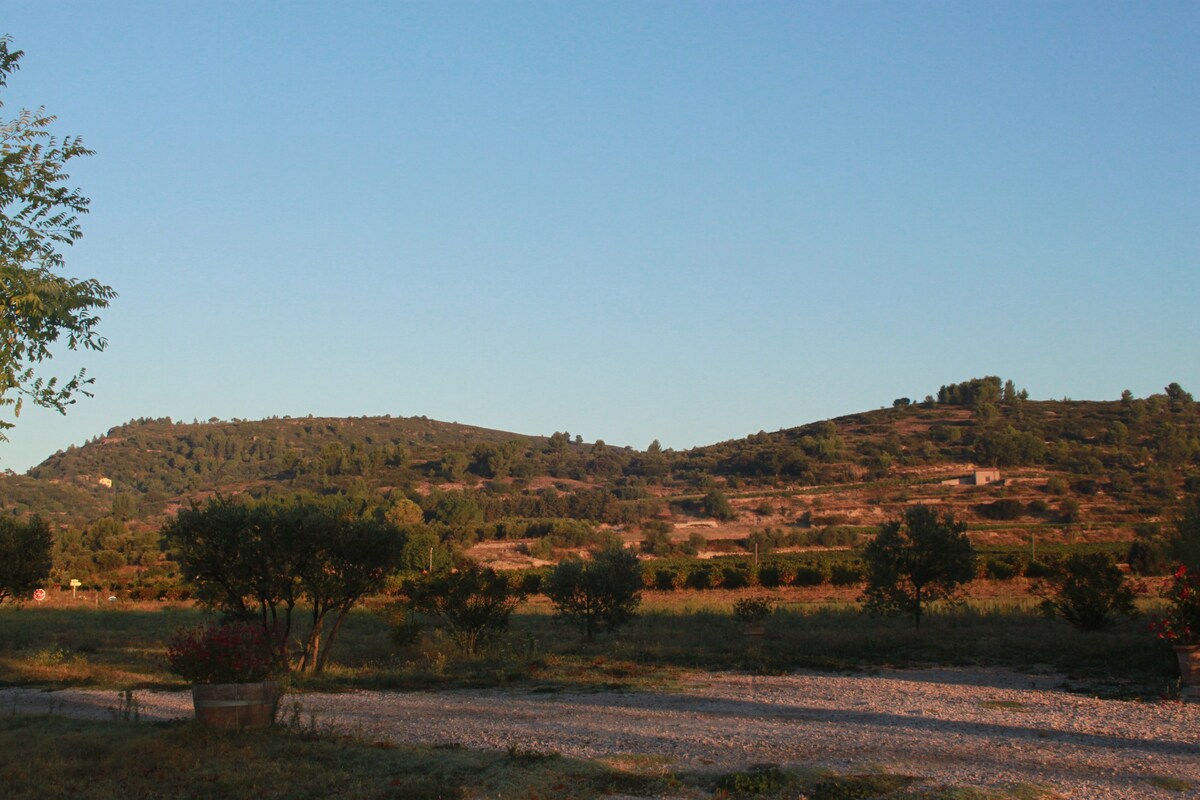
0,591,1178,698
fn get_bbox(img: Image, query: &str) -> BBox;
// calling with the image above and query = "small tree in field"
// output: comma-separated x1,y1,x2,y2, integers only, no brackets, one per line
405,566,526,654
861,505,975,628
544,544,642,640
1038,553,1136,631
165,495,404,674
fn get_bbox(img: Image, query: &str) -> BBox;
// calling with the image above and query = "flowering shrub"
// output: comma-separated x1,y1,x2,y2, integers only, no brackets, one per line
1150,565,1200,646
165,622,277,683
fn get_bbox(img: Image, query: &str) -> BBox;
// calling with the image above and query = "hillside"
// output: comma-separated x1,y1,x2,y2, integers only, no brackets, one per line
1,377,1197,585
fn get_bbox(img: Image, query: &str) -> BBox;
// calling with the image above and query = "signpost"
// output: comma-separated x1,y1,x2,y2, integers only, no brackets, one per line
69,579,81,599
32,588,46,602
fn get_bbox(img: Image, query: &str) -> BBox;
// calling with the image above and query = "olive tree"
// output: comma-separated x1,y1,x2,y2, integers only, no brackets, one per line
861,505,975,628
164,495,405,673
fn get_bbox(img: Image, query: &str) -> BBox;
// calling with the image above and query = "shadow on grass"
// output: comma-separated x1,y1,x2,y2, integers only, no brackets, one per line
0,600,1180,699
0,715,682,800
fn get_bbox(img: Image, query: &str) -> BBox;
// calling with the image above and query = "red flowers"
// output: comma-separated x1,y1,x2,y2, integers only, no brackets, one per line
1151,565,1200,646
166,622,277,684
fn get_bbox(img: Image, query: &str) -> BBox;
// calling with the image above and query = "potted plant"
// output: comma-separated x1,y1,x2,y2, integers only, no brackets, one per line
733,598,772,639
166,622,282,730
1150,565,1200,688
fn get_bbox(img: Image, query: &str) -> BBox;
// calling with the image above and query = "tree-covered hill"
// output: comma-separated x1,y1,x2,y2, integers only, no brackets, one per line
0,377,1196,592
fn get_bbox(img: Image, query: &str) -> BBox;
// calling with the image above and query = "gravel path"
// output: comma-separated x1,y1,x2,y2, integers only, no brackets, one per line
4,668,1198,799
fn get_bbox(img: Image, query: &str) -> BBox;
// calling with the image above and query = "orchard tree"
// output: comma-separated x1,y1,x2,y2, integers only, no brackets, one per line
544,544,642,640
0,37,115,438
0,515,51,604
861,505,975,628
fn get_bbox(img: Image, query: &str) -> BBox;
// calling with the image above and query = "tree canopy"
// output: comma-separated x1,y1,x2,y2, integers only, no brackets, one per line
0,36,114,438
163,494,405,673
861,505,976,627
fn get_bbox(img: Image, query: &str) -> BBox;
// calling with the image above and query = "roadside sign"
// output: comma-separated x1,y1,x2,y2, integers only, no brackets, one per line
32,588,46,602
69,578,81,598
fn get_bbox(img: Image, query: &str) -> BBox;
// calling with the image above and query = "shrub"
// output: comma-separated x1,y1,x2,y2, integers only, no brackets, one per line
791,562,829,587
405,565,527,654
979,499,1024,521
1038,553,1137,632
639,520,675,556
702,490,737,521
1024,559,1059,579
166,623,278,684
757,562,794,588
732,597,772,624
721,565,754,590
684,565,722,591
1127,539,1172,576
653,567,683,591
983,558,1018,581
714,766,791,794
829,562,863,587
544,545,642,639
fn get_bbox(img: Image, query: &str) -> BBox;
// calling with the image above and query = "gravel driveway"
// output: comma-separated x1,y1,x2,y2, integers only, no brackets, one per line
4,668,1197,799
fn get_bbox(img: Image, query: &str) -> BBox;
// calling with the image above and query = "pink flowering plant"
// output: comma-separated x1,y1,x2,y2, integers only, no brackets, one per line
1150,565,1200,646
166,622,277,683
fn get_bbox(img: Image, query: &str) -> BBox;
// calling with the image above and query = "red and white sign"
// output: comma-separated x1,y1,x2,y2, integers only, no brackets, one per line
32,588,46,602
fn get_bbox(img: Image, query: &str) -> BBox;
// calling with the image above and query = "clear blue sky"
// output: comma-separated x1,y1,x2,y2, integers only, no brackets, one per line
2,1,1196,471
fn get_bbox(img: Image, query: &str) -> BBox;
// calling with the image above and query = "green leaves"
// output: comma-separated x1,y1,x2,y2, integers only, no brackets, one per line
0,35,114,438
861,505,976,627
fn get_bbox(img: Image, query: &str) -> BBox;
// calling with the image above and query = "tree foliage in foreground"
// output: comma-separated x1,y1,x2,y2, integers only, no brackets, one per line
0,36,115,437
544,544,643,640
163,495,405,673
861,505,975,628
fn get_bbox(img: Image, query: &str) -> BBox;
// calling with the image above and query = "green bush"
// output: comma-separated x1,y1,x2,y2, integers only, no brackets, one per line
829,562,864,586
721,566,754,590
653,567,683,591
979,499,1024,520
1038,553,1137,631
684,565,722,590
791,562,828,586
757,562,794,588
983,557,1018,581
543,545,643,639
1024,559,1059,579
405,565,527,654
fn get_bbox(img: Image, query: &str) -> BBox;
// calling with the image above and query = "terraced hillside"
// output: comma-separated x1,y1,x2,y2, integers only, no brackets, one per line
0,377,1195,587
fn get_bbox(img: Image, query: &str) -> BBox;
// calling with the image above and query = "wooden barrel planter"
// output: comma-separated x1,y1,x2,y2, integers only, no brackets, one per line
192,681,281,731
